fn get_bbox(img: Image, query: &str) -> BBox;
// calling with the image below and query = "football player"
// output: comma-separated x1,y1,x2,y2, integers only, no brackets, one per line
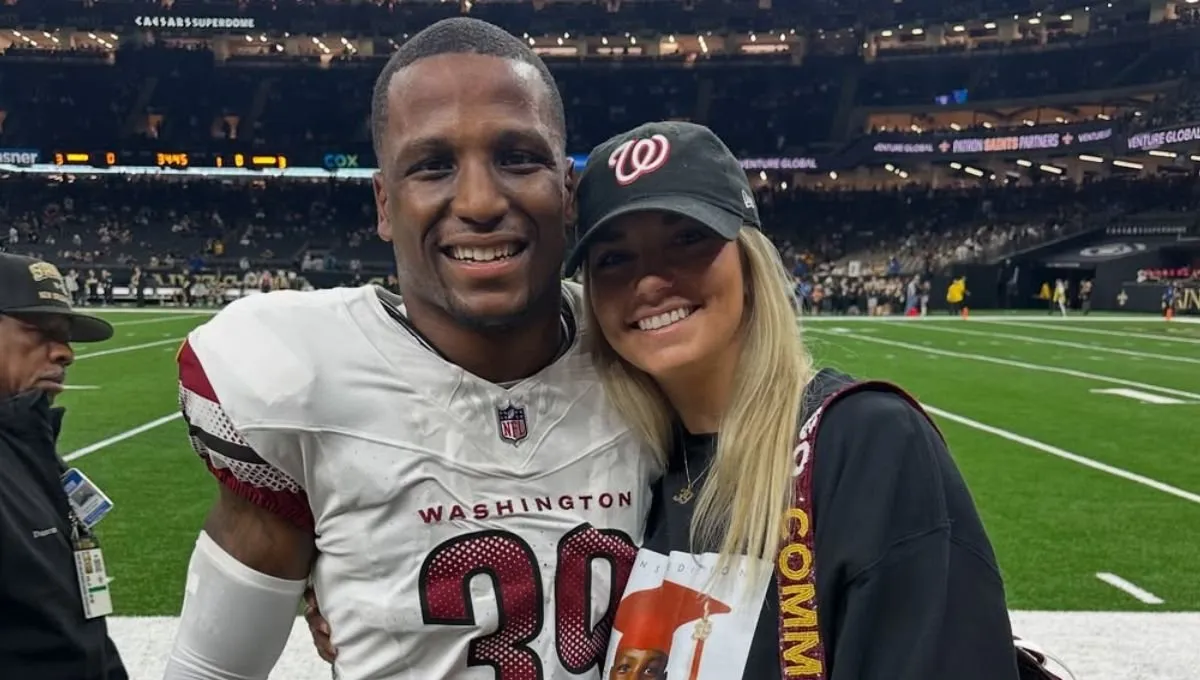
164,18,651,680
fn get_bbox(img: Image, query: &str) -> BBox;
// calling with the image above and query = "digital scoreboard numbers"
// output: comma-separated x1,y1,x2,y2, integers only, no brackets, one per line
157,152,286,169
50,150,288,170
214,153,288,169
53,151,118,167
156,152,191,168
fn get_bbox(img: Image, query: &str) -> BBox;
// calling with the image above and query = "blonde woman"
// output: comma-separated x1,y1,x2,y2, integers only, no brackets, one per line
564,122,1068,680
303,122,1071,680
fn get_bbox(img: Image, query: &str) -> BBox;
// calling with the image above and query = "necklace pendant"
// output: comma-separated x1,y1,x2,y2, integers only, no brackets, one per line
673,486,695,505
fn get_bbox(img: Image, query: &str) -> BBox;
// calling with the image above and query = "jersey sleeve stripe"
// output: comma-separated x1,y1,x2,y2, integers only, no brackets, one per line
177,335,315,531
177,339,219,402
179,384,265,465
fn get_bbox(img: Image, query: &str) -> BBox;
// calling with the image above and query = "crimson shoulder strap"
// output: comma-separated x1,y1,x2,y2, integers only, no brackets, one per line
775,376,926,680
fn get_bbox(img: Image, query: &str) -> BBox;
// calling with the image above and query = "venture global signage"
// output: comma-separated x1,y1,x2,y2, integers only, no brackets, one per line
855,122,1116,163
1125,122,1200,152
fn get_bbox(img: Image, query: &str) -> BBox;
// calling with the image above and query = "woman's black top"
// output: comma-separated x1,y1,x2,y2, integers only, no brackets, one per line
611,371,1020,680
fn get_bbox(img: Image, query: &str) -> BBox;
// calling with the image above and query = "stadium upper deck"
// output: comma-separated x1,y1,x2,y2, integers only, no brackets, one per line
0,0,1097,35
2,0,1200,179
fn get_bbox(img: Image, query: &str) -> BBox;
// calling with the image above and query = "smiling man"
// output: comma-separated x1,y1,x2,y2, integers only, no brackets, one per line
0,252,125,680
164,17,651,680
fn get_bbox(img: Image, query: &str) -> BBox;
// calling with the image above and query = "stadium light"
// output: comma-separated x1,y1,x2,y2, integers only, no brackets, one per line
964,167,985,177
1060,14,1073,20
1016,159,1033,167
1148,150,1177,158
950,162,964,170
1189,155,1200,162
1078,154,1104,163
1039,164,1063,175
1112,160,1144,169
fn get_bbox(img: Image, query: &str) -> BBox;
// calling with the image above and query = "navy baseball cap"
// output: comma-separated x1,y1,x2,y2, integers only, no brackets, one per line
564,121,760,276
0,253,113,342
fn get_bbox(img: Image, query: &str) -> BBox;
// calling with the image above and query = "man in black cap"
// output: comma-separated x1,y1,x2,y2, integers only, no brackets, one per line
0,252,127,680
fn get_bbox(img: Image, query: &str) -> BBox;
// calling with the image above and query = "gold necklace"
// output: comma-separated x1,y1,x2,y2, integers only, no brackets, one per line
672,451,706,505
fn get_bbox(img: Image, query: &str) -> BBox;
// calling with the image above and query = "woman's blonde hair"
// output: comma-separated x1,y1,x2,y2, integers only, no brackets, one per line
584,227,813,566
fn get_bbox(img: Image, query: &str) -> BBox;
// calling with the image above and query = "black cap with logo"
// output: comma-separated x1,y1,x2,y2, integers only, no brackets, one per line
0,253,114,343
564,121,760,275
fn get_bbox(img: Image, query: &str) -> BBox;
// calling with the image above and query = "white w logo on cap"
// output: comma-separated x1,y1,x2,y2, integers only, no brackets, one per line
608,134,671,186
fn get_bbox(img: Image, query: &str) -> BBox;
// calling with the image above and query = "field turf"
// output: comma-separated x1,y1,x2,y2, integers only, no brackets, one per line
56,308,1200,679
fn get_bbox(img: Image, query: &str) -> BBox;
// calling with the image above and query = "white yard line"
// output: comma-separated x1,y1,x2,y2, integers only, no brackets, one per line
111,315,205,327
75,337,182,360
809,330,1200,401
1095,573,1165,605
921,404,1200,505
92,308,216,316
904,324,1200,365
62,413,182,463
802,314,1172,323
979,319,1200,346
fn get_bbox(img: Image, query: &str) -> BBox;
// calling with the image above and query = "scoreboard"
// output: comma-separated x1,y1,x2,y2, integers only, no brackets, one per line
50,150,289,170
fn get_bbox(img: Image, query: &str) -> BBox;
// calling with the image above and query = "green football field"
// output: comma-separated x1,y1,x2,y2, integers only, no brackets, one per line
54,307,1200,678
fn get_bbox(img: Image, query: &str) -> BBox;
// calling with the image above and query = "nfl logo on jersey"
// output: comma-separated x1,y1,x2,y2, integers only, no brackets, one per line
497,404,529,444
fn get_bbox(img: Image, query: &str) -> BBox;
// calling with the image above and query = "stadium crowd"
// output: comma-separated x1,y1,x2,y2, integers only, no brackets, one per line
2,173,1198,315
3,1,1200,317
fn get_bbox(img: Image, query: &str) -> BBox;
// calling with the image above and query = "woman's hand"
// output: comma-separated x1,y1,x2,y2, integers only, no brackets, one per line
303,586,337,664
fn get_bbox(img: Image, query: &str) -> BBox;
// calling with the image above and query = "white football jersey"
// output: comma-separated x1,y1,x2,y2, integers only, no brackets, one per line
178,284,653,680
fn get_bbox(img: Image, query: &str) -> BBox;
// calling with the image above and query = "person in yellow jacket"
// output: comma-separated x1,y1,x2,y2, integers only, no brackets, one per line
946,277,968,316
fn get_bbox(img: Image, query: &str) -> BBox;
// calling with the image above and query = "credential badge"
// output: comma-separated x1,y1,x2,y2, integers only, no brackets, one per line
497,404,529,444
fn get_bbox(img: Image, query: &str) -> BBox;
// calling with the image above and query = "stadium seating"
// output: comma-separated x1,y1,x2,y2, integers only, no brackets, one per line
3,0,1200,313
